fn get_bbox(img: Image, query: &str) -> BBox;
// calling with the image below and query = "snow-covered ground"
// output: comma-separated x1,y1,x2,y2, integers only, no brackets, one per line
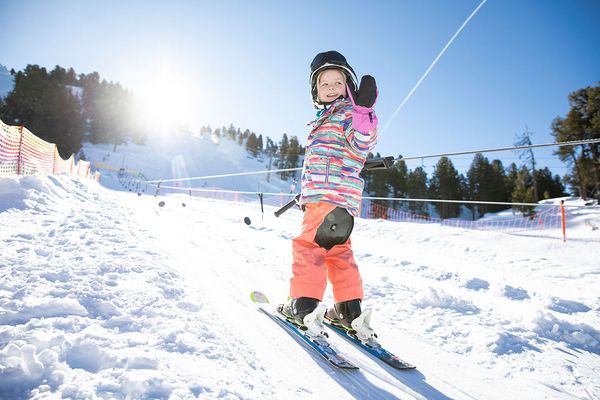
82,133,296,195
1,171,599,399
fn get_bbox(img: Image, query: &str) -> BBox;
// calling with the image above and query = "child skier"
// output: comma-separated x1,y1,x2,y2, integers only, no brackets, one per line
282,50,379,343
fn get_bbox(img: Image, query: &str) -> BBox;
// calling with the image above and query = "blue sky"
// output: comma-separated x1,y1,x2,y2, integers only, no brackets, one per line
1,0,598,176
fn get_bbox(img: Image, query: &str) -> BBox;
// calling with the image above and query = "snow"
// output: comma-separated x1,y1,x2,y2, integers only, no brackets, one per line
1,139,600,399
82,134,295,195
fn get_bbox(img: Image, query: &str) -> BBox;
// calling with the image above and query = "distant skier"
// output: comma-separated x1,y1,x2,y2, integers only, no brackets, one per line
282,50,379,343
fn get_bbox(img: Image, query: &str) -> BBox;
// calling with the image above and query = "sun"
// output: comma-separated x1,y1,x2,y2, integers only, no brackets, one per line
133,66,197,134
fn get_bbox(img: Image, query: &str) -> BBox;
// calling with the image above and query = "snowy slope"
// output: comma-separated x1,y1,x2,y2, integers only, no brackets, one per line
82,133,297,195
1,174,599,399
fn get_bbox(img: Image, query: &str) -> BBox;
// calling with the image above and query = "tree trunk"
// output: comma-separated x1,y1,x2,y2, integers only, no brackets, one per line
571,152,587,200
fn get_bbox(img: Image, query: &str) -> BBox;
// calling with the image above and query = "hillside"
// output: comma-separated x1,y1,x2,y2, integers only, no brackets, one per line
83,133,296,195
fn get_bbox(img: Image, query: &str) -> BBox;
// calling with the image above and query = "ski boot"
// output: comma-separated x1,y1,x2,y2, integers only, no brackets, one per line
326,299,378,346
280,297,327,338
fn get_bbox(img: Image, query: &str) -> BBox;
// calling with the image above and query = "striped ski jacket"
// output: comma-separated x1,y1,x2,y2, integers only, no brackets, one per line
299,98,378,217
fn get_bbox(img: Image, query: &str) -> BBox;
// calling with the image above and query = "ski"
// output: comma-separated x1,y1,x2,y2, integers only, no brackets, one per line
250,291,358,370
324,319,416,370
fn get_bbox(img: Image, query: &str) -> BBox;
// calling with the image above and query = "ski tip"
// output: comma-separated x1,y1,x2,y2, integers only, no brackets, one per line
333,361,359,370
250,290,269,304
386,356,416,370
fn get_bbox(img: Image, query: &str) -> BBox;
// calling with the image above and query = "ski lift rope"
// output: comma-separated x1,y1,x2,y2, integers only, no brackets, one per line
379,0,488,136
145,138,600,184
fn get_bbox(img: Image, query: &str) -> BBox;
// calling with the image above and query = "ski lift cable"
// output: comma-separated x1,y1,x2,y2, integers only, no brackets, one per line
157,185,285,196
395,138,600,162
145,167,300,184
145,138,600,184
379,0,488,136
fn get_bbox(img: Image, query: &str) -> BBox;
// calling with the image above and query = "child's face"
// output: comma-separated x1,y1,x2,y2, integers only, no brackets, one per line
317,69,347,103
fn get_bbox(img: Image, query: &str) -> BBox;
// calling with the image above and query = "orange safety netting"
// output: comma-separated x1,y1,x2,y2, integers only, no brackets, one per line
0,119,94,179
360,200,562,231
148,183,564,233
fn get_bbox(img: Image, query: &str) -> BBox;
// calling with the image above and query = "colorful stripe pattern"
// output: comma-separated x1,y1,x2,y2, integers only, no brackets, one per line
300,98,378,216
0,118,92,178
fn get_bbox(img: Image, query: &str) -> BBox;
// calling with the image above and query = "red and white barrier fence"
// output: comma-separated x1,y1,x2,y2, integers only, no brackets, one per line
0,119,96,179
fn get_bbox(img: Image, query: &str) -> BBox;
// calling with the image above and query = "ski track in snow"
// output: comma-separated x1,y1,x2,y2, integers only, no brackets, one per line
0,174,599,399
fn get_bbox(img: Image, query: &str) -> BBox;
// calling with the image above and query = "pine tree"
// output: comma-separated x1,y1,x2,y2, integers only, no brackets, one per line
551,82,600,200
79,71,101,127
199,125,212,136
50,66,67,84
0,64,85,157
534,167,567,199
363,153,390,219
284,136,303,180
257,134,264,155
429,157,462,219
79,72,143,148
265,137,277,156
277,134,290,179
512,166,536,216
465,154,509,218
489,159,510,213
506,162,519,204
88,81,135,150
466,153,491,219
239,129,249,145
388,158,408,210
66,68,77,85
514,127,539,201
407,166,429,216
246,132,258,156
227,124,237,140
264,137,278,182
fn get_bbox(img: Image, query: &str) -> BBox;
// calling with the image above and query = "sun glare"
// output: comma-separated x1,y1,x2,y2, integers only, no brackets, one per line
134,66,198,135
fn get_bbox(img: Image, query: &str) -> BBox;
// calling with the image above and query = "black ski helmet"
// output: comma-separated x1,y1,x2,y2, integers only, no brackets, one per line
310,50,358,108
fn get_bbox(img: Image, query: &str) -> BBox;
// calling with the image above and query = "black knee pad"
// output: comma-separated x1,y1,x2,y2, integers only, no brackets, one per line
315,207,354,250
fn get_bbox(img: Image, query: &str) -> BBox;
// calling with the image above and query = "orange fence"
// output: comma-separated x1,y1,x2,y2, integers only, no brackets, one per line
147,183,567,235
361,199,563,232
0,119,94,178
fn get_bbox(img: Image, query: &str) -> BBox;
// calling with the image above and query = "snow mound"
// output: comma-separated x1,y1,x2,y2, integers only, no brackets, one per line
0,343,64,396
0,174,98,212
412,287,480,314
0,297,88,325
548,298,592,314
533,313,600,354
490,332,540,355
464,278,489,291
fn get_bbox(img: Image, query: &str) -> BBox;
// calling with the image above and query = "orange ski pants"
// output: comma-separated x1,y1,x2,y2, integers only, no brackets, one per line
289,202,363,302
